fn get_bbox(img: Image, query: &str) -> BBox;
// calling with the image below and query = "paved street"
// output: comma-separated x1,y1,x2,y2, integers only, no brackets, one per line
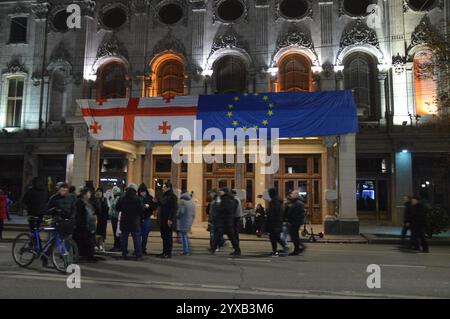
0,237,449,299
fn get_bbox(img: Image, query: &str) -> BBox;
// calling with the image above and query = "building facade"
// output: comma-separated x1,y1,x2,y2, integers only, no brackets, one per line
0,0,449,232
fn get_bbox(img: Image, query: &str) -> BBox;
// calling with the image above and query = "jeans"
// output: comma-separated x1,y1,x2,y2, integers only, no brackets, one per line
289,223,305,252
212,222,240,253
209,224,225,250
141,218,152,253
121,229,143,258
180,231,190,253
280,222,289,245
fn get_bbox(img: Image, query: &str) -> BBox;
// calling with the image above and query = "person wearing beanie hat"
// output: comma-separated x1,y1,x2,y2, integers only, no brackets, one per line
108,186,122,251
127,183,138,192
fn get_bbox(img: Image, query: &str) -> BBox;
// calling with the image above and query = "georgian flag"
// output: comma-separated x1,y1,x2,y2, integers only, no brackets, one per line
77,96,198,141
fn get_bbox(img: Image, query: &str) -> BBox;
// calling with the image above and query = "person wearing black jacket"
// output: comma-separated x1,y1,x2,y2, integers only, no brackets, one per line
211,188,241,256
93,188,109,252
400,196,413,246
46,183,76,220
117,183,145,259
155,182,178,258
22,178,48,231
138,183,156,255
286,191,306,256
266,188,286,257
74,188,97,261
410,197,429,253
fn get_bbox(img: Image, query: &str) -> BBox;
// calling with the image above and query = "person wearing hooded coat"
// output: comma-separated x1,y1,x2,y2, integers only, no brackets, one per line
211,187,241,256
155,182,178,258
266,188,287,257
138,183,157,255
116,183,145,259
22,178,48,230
286,191,306,255
177,191,196,255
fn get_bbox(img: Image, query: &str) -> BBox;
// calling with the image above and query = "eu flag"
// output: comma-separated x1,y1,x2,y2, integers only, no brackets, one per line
197,91,358,138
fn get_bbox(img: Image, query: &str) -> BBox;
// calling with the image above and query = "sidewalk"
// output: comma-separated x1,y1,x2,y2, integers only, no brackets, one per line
3,214,450,245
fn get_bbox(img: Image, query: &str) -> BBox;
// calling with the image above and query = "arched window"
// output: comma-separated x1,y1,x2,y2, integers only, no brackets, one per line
97,62,128,99
344,53,377,119
214,56,247,94
278,54,312,92
156,59,184,97
414,50,437,115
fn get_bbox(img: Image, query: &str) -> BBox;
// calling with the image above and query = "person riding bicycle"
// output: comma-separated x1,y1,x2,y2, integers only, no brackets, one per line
42,183,76,266
46,182,76,220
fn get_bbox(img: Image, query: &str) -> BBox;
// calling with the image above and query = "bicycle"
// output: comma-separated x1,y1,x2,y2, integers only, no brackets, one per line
12,214,78,273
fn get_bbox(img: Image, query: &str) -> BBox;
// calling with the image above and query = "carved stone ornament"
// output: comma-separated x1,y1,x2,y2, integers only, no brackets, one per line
10,3,29,15
340,19,379,49
132,0,149,14
96,34,129,60
403,0,443,13
274,0,313,21
414,51,436,80
321,62,334,79
152,30,187,58
210,26,247,55
407,16,442,54
212,0,248,24
6,57,27,74
74,0,96,18
276,28,315,52
392,53,406,75
190,0,207,11
31,2,50,20
50,41,72,64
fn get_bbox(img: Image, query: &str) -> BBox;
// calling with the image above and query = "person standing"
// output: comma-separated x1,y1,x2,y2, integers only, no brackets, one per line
138,183,156,255
212,188,241,256
400,196,413,246
286,191,306,256
254,203,266,237
74,188,97,261
156,182,178,259
410,197,429,253
22,178,48,231
177,191,196,255
108,186,122,252
93,188,109,252
266,188,286,257
231,189,243,244
46,183,76,220
0,189,11,240
207,189,225,252
116,184,145,260
243,202,256,234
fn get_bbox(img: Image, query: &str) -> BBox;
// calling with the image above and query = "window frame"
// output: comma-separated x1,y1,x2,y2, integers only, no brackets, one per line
278,53,313,92
1,74,27,129
7,14,29,45
214,55,247,94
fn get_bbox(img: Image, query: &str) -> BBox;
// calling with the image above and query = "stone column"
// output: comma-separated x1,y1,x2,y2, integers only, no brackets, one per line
324,136,337,218
171,160,180,192
234,163,246,191
133,154,143,185
142,142,154,187
89,139,101,188
187,162,204,225
254,159,266,206
334,134,359,234
126,153,136,185
335,70,344,90
378,71,388,124
72,125,90,188
22,145,38,197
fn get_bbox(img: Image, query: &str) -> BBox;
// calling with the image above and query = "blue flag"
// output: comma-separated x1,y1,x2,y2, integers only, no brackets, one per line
197,91,358,138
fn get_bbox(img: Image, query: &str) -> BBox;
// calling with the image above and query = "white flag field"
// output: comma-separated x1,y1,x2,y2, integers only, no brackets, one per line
77,96,198,141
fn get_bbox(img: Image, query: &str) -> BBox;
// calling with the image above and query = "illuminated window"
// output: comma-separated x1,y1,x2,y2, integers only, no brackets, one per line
278,54,312,92
215,56,247,93
344,53,377,119
97,62,128,99
6,78,24,127
156,59,184,97
414,50,437,115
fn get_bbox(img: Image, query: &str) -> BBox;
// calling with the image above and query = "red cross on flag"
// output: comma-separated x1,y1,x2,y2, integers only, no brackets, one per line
77,96,198,141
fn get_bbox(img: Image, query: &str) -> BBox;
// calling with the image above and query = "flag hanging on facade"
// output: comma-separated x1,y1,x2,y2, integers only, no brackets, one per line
77,91,357,141
196,91,358,138
77,96,198,141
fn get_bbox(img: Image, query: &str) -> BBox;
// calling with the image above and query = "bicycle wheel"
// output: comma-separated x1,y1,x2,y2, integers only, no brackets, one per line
51,238,78,273
12,233,36,267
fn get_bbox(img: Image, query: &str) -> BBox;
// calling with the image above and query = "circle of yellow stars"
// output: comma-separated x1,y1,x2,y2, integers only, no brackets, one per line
227,93,274,131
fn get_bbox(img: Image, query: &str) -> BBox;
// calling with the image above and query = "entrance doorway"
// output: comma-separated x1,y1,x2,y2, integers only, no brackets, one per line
356,179,389,221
